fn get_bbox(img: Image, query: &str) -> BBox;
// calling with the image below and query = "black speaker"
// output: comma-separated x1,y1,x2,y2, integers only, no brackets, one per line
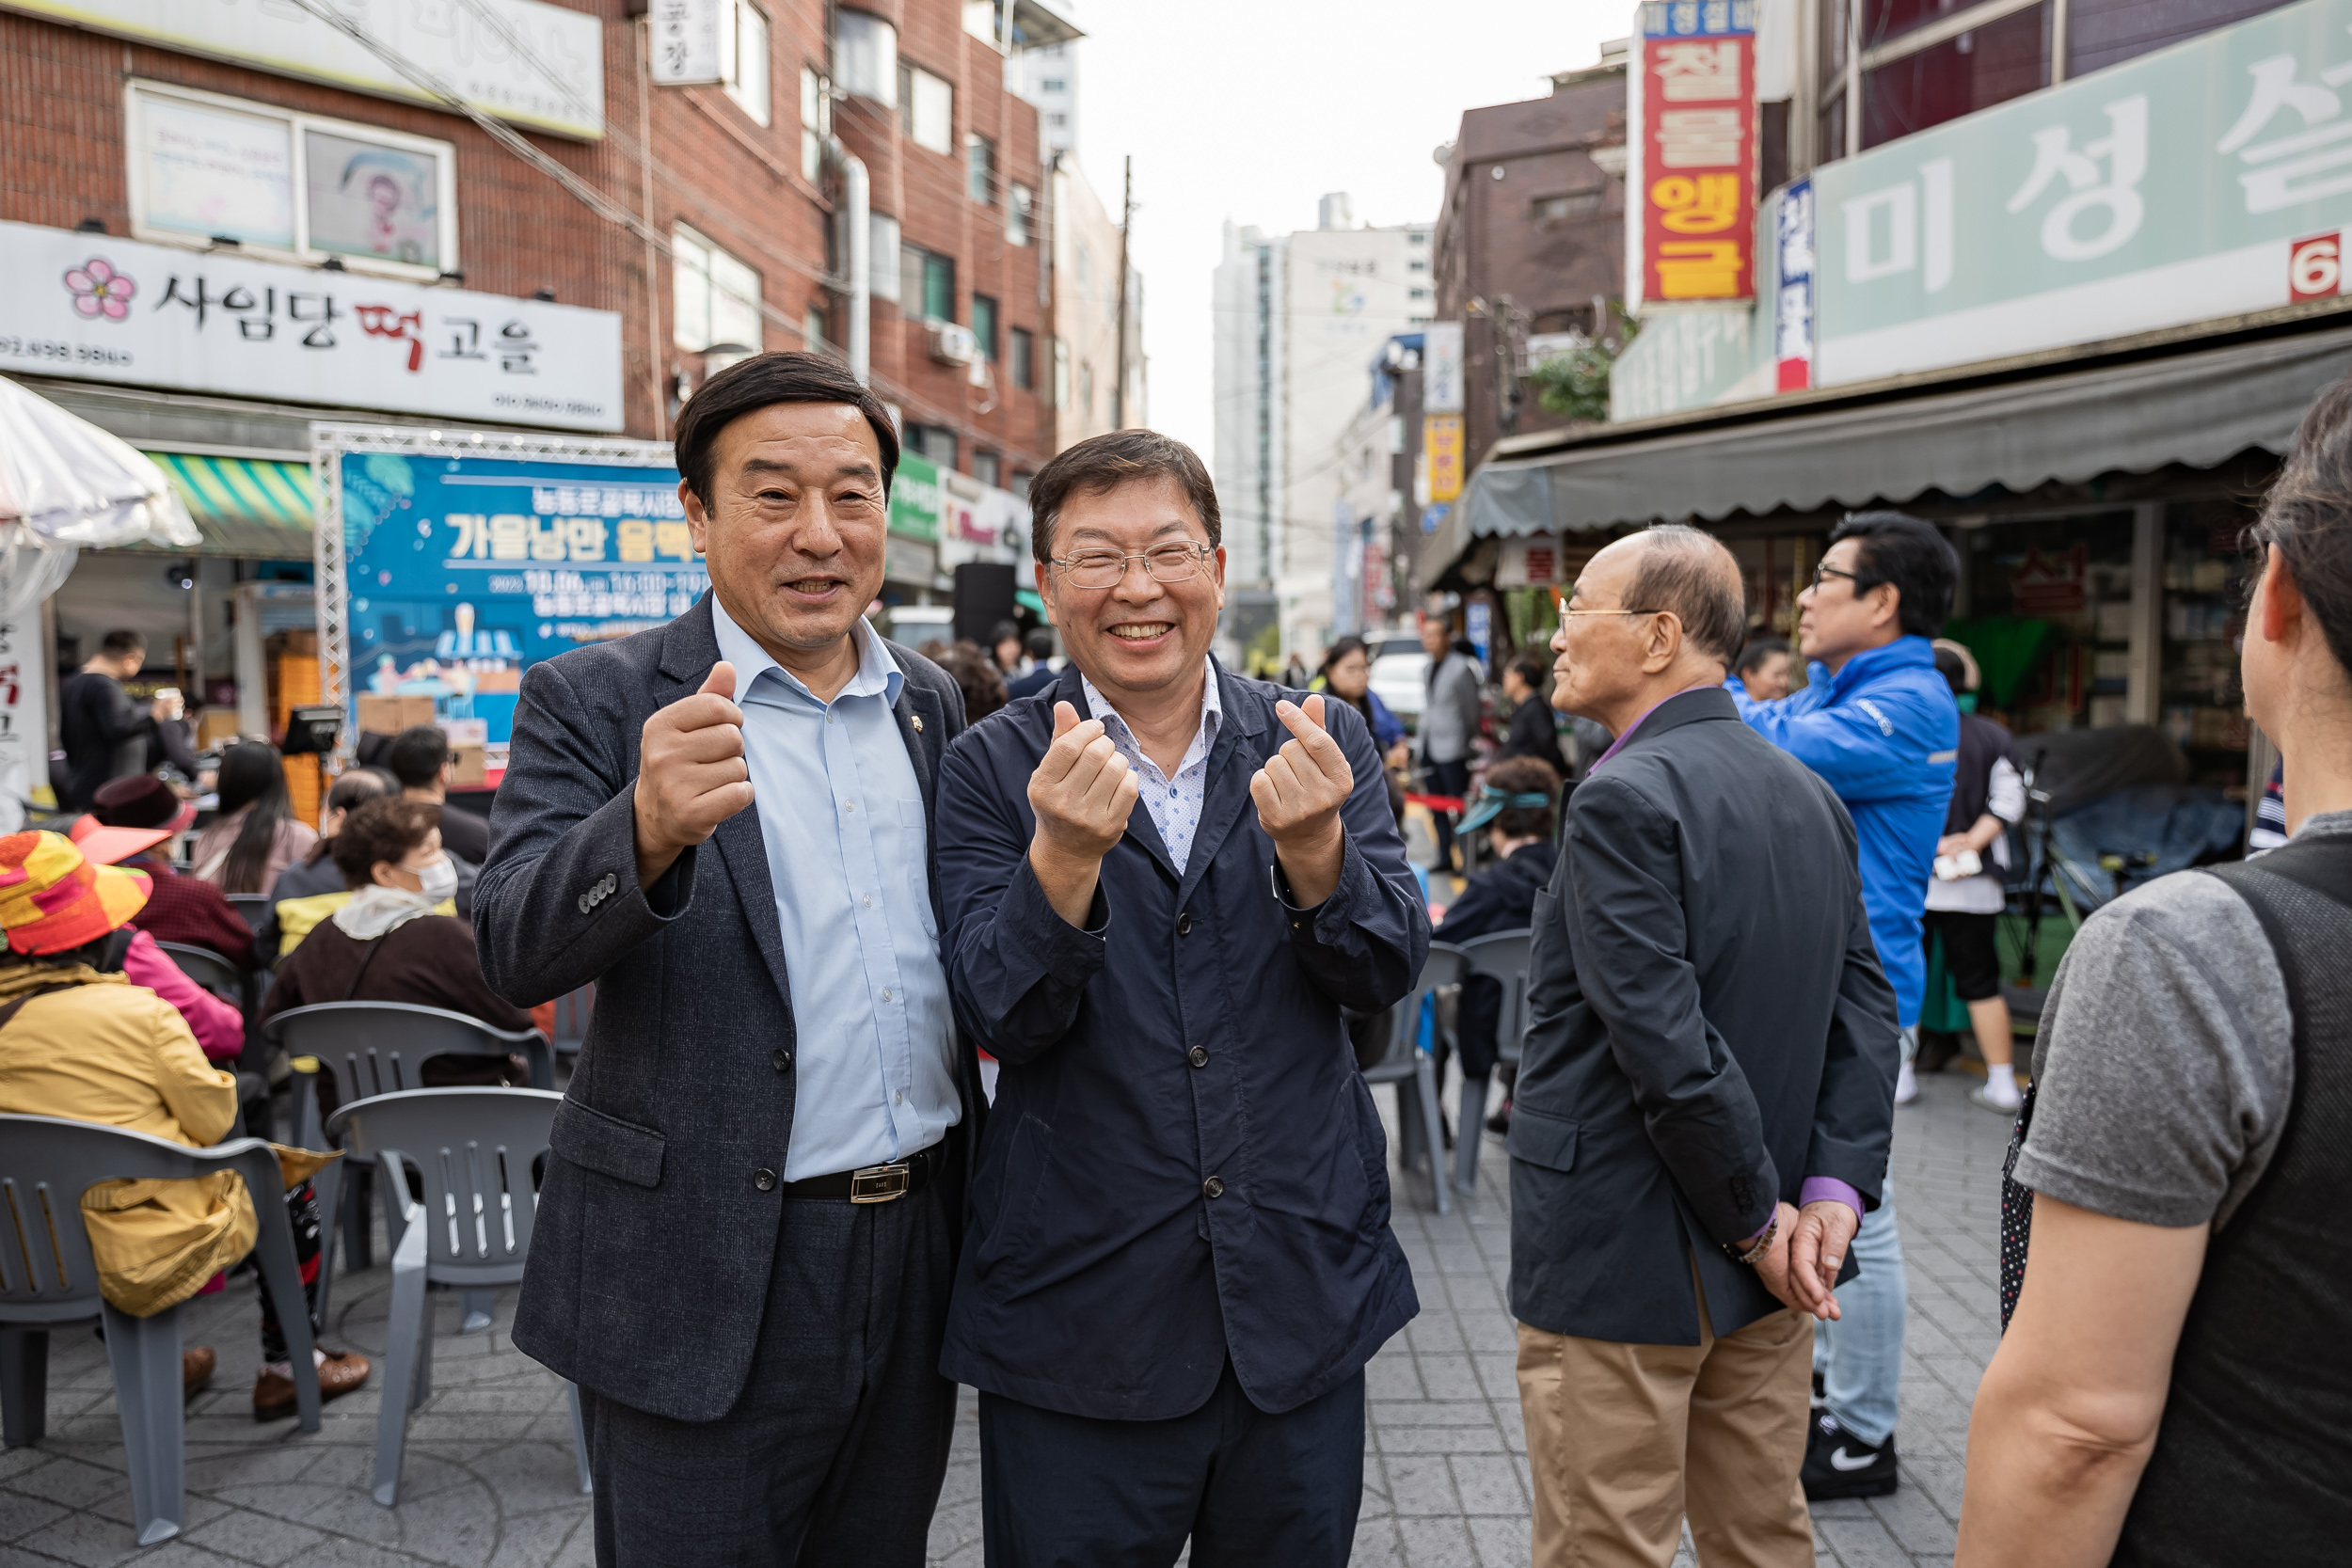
953,562,1018,647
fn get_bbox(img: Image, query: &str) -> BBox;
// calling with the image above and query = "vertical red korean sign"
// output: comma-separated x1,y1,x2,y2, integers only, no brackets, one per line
1641,1,1757,303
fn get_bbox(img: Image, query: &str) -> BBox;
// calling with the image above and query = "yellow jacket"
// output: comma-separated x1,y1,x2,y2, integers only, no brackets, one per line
0,960,256,1317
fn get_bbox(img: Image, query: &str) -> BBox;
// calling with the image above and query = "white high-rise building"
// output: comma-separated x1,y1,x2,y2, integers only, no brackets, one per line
1213,198,1433,666
1015,40,1078,154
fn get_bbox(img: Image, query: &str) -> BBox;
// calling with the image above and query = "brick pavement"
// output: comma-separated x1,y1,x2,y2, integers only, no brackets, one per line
0,1068,2003,1566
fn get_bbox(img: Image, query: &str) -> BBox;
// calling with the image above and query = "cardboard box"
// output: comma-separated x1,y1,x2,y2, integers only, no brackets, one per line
443,718,488,747
195,710,244,749
448,743,487,788
357,693,437,736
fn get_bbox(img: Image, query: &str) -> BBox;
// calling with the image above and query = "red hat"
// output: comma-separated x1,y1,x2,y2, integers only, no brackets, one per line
66,815,172,867
91,773,199,835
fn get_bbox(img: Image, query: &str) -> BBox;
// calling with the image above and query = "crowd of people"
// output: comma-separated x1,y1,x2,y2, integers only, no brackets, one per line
8,347,2345,1567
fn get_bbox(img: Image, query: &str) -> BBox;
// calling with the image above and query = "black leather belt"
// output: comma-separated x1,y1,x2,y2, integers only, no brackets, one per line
778,1142,946,1203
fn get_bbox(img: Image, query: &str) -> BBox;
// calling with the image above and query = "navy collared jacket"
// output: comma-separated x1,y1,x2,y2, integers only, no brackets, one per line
935,658,1428,1419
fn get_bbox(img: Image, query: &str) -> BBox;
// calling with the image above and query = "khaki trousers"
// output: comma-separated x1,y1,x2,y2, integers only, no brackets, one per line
1516,1263,1815,1568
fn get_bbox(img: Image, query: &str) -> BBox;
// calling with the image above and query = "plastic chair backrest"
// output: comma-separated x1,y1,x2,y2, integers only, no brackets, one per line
548,984,594,1055
0,1116,284,1323
1457,928,1534,1064
155,942,243,1007
264,1001,550,1148
1364,942,1466,1083
224,894,271,932
327,1088,562,1286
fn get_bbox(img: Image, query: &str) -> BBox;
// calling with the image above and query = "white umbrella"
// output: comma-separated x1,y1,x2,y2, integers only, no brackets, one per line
0,373,199,550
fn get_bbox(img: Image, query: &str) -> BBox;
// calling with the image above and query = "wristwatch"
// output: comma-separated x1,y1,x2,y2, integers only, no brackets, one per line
1725,1212,1779,1267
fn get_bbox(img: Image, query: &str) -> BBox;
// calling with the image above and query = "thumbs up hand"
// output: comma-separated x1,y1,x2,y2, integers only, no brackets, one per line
632,661,755,887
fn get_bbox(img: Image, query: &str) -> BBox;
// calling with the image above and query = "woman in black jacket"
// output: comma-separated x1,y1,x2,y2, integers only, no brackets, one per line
1498,652,1571,779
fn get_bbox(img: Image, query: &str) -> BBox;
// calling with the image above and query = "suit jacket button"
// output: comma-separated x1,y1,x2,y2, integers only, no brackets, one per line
753,1168,777,1192
1177,911,1193,937
1188,1046,1208,1068
577,895,592,914
772,1049,792,1072
1202,1175,1224,1198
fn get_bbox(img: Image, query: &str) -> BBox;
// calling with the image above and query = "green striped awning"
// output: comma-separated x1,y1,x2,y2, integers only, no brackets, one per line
140,452,315,558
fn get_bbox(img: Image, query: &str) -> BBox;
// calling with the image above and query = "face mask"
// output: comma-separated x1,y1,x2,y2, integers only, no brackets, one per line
414,854,458,905
1957,692,1979,713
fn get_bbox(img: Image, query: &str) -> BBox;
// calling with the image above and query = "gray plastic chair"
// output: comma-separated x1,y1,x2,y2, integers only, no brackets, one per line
224,893,272,933
0,1115,321,1546
326,1088,589,1508
1362,943,1463,1216
548,983,595,1060
1453,928,1534,1196
155,941,245,1008
263,1003,550,1335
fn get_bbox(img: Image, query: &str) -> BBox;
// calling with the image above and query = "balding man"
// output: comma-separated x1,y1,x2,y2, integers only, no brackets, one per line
1508,525,1899,1566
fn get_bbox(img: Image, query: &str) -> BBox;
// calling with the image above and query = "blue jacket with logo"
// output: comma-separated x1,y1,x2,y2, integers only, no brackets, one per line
1729,637,1957,1028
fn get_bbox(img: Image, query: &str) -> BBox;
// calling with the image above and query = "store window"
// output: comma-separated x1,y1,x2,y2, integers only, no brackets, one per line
1008,182,1034,245
719,0,771,126
801,66,832,183
834,11,898,103
966,134,994,204
126,82,455,276
1009,325,1035,390
2159,501,2258,784
673,225,763,367
972,293,998,359
898,60,955,154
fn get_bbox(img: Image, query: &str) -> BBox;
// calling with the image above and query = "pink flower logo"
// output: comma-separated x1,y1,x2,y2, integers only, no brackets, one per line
64,258,136,322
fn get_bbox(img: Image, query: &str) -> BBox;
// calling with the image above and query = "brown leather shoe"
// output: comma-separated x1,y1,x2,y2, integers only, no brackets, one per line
253,1351,372,1421
182,1347,215,1400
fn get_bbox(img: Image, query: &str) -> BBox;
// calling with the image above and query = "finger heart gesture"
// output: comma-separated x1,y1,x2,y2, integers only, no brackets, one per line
1249,694,1353,847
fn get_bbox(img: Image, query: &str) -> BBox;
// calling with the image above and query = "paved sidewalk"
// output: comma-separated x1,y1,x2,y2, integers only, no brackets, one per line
0,1068,2002,1566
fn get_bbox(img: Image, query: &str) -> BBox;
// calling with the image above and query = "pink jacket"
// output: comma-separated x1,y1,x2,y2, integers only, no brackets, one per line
120,929,245,1061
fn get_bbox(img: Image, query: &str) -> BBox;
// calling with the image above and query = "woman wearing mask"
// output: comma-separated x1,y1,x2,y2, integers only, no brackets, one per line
257,798,531,1046
257,768,403,961
189,742,316,895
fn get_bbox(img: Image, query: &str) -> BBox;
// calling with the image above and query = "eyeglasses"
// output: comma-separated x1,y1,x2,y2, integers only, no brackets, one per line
1557,594,1660,633
1050,543,1215,590
1808,563,1865,593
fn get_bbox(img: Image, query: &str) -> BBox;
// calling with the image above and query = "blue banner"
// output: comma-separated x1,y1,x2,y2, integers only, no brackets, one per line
341,448,704,745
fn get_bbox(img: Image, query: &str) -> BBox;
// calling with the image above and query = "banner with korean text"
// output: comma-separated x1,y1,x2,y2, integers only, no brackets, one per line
316,427,695,751
1814,0,2352,384
0,221,624,431
1632,0,1757,305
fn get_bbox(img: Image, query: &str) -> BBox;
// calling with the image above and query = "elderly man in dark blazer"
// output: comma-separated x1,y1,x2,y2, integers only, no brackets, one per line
475,353,976,1567
1510,524,1899,1567
934,430,1428,1567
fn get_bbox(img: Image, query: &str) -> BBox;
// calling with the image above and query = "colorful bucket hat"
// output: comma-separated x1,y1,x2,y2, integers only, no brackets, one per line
0,832,151,957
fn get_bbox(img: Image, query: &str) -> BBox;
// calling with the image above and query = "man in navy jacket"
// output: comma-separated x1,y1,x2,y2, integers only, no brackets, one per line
935,430,1428,1566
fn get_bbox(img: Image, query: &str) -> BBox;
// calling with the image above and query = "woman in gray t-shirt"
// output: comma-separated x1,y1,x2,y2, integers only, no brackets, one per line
1956,378,2352,1568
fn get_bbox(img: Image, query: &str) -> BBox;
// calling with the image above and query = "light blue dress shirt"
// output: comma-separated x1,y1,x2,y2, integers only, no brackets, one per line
710,596,958,1180
1082,659,1222,875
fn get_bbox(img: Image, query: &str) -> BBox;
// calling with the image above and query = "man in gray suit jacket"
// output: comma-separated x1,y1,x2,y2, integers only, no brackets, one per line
1415,617,1484,872
475,354,976,1567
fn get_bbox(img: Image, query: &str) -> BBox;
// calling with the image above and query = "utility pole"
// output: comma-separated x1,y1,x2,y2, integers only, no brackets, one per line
1113,154,1133,431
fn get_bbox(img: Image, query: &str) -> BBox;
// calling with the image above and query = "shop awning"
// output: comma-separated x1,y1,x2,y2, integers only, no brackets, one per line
140,451,315,558
1016,588,1045,616
1420,318,2352,591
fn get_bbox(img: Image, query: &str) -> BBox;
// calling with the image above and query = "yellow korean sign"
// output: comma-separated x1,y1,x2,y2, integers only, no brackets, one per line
1424,415,1464,503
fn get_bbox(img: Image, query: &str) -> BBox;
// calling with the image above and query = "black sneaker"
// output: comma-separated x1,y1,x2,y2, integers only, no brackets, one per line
1801,1411,1898,1500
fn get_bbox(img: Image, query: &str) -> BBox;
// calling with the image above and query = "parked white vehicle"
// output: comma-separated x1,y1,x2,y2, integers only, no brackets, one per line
1366,631,1428,728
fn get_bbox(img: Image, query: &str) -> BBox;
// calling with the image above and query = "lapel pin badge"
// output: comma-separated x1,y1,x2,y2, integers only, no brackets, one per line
912,714,924,733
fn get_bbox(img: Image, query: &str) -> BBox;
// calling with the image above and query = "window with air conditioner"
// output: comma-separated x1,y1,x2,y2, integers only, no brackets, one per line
898,61,955,155
901,244,955,323
719,0,771,126
833,12,897,103
124,80,456,277
673,225,763,366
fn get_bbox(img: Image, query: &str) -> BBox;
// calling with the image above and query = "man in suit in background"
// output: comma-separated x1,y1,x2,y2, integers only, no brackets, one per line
476,353,974,1567
1510,525,1900,1567
1417,614,1484,873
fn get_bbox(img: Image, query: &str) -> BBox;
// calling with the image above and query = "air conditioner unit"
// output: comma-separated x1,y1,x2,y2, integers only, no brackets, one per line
930,322,979,366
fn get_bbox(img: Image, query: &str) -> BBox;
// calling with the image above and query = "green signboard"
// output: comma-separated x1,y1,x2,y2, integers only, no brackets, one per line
888,450,940,541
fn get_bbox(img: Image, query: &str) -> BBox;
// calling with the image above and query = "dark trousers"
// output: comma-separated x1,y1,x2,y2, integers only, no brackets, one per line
1423,758,1471,872
978,1358,1366,1568
257,1180,323,1363
581,1178,958,1568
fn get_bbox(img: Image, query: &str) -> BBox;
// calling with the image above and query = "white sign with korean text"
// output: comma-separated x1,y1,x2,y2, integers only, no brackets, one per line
647,0,724,86
1422,321,1465,413
0,0,604,139
0,221,624,431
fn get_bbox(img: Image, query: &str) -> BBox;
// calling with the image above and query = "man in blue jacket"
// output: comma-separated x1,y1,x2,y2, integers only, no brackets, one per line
1730,510,1960,1502
935,430,1428,1566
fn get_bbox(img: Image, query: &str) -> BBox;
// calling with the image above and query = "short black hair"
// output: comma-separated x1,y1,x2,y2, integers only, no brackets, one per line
1735,634,1790,676
1025,627,1056,660
671,351,899,509
386,724,451,789
1829,512,1957,639
1029,429,1220,563
99,629,145,657
989,620,1022,646
1506,652,1548,689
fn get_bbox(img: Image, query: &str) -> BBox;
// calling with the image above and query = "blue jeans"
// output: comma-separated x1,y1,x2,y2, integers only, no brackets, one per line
1811,1182,1905,1449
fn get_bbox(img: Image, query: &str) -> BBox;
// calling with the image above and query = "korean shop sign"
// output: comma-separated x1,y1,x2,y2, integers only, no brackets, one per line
1628,0,1758,307
889,451,942,542
0,220,623,431
328,439,698,747
1814,0,2352,386
1424,415,1465,503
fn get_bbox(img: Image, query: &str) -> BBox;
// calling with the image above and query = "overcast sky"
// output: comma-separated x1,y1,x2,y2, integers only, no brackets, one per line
1066,0,1624,466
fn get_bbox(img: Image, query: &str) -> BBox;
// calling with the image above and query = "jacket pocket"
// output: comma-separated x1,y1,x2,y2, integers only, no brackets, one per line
1506,1105,1578,1173
549,1097,665,1189
974,1112,1054,1283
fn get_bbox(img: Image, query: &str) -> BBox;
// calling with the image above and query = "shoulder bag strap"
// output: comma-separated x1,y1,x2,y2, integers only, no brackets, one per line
0,980,96,1034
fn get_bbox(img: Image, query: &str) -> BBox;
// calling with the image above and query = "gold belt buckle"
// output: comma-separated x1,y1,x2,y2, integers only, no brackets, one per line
849,1163,910,1203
